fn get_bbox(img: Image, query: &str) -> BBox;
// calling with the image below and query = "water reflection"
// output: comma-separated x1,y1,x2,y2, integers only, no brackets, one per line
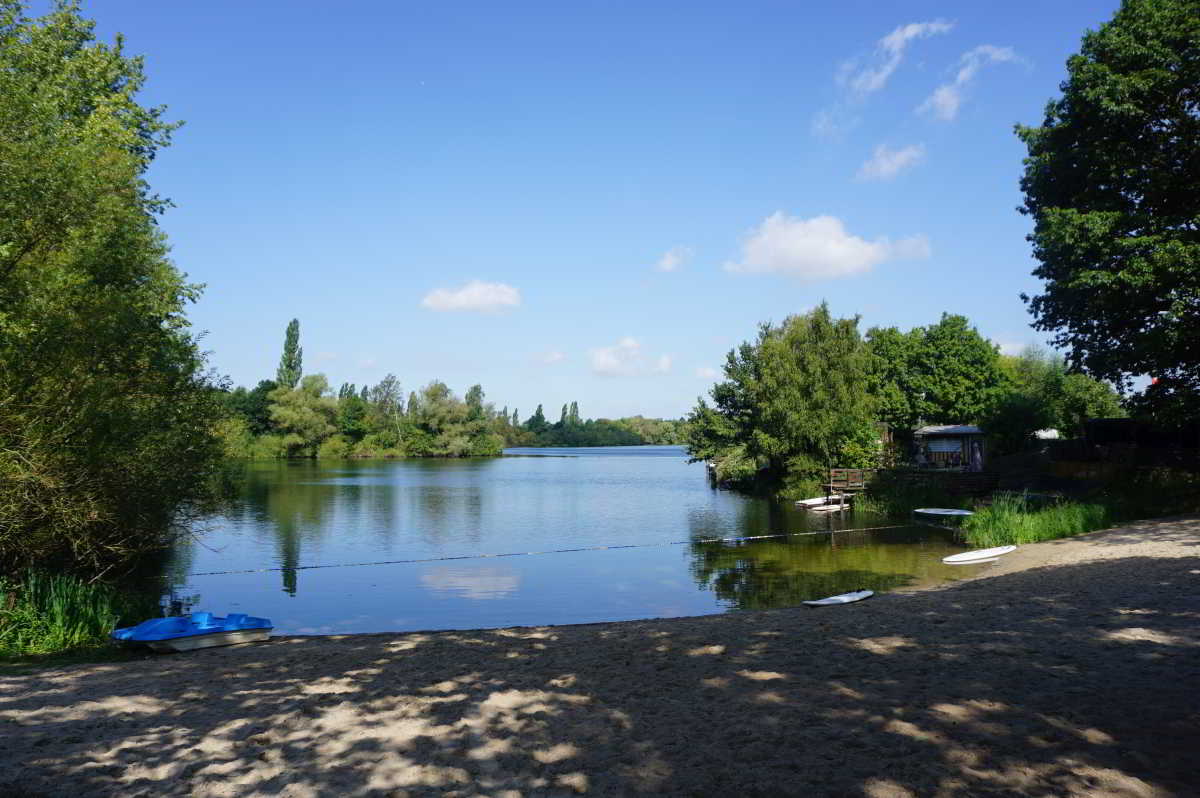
690,526,973,610
421,565,521,599
169,451,985,634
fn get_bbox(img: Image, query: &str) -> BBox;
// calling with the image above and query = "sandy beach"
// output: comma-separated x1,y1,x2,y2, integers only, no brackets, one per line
2,516,1198,797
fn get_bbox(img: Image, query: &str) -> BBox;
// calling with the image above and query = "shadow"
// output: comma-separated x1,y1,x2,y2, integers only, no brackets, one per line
2,553,1199,796
1059,515,1200,549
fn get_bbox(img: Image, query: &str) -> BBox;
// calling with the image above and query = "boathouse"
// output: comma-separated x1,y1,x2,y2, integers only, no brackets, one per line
914,424,986,471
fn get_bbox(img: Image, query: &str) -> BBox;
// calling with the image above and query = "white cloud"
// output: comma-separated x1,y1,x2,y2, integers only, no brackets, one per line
696,366,719,379
918,45,1020,121
813,20,952,138
845,20,954,97
590,337,672,377
420,280,521,312
724,213,930,280
539,350,566,365
856,143,926,181
655,245,693,272
359,356,377,370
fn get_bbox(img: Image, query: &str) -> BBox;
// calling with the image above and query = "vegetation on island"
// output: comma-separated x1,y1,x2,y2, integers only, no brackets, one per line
217,320,686,460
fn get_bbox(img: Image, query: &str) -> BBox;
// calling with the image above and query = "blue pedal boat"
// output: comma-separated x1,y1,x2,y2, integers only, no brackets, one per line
112,612,273,653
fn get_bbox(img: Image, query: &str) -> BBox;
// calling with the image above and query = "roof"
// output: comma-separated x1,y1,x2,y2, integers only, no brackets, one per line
915,424,983,436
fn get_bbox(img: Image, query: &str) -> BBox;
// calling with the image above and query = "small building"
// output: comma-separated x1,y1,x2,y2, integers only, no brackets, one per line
914,424,986,471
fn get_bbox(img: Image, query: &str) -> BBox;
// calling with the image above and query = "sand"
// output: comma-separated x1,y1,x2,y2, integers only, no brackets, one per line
2,516,1198,797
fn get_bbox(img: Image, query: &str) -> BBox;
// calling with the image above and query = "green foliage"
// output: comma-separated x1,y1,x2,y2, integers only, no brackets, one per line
915,314,1008,423
962,494,1110,548
336,392,368,442
866,315,1008,431
317,435,353,459
268,375,338,457
1016,0,1200,416
0,1,226,574
0,570,154,658
686,303,877,493
275,319,302,389
984,347,1125,454
223,379,277,435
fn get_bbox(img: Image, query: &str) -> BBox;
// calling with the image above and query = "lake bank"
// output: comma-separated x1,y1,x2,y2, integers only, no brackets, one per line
3,515,1197,796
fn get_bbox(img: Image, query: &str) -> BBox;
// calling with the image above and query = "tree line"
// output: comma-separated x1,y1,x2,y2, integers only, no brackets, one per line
218,320,685,459
685,305,1125,497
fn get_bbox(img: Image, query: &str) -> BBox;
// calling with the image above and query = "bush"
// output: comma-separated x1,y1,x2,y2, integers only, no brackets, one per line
0,570,156,658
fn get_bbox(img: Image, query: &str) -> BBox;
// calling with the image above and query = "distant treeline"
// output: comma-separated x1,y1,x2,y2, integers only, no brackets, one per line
218,320,684,459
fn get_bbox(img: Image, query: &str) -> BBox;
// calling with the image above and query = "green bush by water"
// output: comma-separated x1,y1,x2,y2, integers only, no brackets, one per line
961,493,1110,548
0,571,150,658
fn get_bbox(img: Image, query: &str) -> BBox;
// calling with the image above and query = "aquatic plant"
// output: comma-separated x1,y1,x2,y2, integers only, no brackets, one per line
961,493,1110,548
0,571,151,658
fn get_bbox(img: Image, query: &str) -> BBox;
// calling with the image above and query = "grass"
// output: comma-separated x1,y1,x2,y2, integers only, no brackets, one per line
0,569,156,661
961,492,1111,548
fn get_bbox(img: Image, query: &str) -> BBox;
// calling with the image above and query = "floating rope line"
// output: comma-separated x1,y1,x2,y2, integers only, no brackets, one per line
183,524,910,578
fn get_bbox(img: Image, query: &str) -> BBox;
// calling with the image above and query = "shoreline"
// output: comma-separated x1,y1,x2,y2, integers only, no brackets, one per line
3,515,1198,797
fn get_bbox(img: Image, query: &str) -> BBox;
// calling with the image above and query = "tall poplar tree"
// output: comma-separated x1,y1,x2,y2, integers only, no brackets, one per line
276,318,302,389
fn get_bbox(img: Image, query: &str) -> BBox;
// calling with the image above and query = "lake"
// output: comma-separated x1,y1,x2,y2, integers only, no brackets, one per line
163,446,983,634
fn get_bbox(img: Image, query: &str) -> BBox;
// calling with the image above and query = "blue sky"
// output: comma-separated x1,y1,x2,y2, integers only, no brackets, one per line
73,0,1120,419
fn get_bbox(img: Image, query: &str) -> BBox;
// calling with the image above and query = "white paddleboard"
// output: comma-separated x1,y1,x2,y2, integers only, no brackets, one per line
914,508,974,516
803,589,873,607
942,545,1016,564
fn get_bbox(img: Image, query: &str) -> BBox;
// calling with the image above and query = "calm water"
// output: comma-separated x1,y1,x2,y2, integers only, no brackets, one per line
163,446,983,634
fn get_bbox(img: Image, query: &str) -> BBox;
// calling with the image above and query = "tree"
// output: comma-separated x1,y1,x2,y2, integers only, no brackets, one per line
276,318,302,389
913,314,1008,424
864,326,923,431
525,404,548,434
686,303,877,494
0,1,228,573
268,375,337,457
465,384,485,420
225,379,277,435
984,347,1126,453
1016,0,1200,416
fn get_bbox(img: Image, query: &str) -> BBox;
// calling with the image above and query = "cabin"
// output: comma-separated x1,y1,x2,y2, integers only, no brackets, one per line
914,424,986,471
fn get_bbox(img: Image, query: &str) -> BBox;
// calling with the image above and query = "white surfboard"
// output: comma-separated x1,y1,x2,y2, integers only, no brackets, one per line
942,545,1016,564
803,589,873,607
914,508,974,517
796,494,847,507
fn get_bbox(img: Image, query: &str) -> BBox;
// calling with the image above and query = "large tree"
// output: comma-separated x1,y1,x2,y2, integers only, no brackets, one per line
1016,0,1200,416
0,1,225,572
686,303,877,494
276,318,302,389
865,314,1008,430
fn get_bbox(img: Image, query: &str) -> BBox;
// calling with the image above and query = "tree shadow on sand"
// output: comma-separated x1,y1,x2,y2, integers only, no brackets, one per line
2,554,1199,797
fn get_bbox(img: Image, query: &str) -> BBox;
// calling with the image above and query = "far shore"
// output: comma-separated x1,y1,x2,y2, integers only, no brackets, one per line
3,516,1198,797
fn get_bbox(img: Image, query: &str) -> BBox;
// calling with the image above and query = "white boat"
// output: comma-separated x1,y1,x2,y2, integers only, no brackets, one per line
803,589,873,607
913,508,974,517
808,503,849,513
942,545,1016,564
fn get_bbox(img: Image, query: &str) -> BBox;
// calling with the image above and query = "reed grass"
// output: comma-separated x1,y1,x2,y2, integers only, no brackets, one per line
961,493,1110,548
0,570,149,658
